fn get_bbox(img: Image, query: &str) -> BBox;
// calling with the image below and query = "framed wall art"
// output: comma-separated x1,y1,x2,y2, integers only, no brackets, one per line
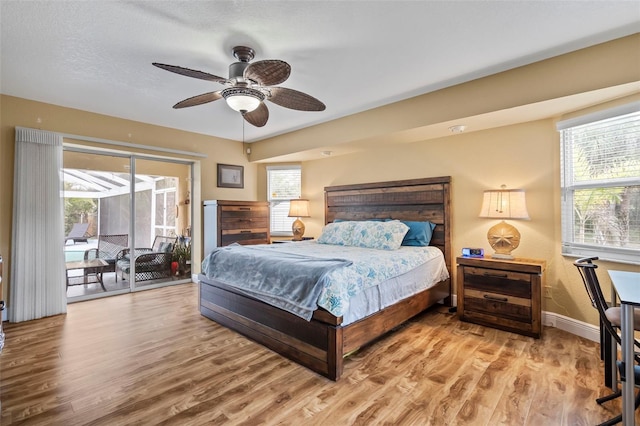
217,164,244,188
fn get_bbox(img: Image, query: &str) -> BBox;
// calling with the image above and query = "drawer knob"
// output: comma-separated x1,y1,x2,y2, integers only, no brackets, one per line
483,294,508,302
239,207,251,211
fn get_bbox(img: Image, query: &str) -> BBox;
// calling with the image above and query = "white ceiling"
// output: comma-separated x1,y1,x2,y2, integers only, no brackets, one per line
1,1,639,143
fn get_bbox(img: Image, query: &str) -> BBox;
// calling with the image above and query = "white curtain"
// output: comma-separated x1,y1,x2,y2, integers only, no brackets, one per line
10,127,67,322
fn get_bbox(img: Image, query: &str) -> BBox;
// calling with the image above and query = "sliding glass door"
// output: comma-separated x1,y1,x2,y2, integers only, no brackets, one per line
63,150,132,301
63,149,193,301
131,158,192,290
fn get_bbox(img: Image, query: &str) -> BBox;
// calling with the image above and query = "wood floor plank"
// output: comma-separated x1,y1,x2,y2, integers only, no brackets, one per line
1,283,639,425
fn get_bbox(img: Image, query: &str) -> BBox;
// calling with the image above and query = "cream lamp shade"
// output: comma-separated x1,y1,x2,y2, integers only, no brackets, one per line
288,199,310,241
479,186,530,259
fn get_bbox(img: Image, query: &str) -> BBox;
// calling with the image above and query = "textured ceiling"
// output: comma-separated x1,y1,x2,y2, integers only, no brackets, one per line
1,1,639,142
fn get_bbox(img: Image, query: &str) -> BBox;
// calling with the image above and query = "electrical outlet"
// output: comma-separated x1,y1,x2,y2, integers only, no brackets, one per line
544,286,552,298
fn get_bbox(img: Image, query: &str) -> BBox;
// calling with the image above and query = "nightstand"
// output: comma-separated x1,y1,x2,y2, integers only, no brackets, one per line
457,256,546,338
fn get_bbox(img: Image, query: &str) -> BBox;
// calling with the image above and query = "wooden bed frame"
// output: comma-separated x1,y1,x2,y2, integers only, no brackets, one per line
199,176,452,380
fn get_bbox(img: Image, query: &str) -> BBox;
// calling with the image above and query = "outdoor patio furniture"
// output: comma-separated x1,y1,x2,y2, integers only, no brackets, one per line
84,234,128,274
116,235,177,282
65,223,90,245
66,258,108,292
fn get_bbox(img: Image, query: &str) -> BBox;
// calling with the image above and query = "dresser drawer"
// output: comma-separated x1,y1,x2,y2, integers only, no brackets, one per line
220,206,269,231
221,229,269,246
220,217,269,230
221,205,269,215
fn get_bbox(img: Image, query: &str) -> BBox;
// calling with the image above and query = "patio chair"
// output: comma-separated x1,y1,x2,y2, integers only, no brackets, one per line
116,235,177,282
84,234,128,274
65,223,90,245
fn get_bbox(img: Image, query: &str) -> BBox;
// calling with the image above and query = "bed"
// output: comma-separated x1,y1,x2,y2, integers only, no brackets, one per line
199,176,452,380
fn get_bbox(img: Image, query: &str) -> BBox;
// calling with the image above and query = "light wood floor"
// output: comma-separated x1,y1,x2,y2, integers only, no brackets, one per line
1,283,637,425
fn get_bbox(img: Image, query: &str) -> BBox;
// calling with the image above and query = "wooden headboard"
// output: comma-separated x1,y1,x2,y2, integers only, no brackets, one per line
324,176,452,274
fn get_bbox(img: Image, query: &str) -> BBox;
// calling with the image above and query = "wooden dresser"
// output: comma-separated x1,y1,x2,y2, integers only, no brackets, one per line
204,200,270,251
457,256,545,338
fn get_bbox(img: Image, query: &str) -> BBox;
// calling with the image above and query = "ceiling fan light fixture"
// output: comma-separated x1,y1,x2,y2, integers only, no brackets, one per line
221,87,265,113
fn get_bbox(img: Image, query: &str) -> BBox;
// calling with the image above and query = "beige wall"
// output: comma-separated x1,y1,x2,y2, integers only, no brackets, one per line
298,118,639,326
253,106,640,327
0,95,258,303
248,34,640,328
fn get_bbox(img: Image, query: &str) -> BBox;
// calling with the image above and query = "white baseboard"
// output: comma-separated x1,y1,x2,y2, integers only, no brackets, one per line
542,311,600,342
452,294,599,342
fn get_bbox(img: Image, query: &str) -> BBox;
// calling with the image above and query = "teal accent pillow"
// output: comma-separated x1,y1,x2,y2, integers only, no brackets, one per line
397,220,436,246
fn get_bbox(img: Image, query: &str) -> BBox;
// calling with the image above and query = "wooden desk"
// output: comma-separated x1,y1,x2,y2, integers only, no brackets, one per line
609,270,640,426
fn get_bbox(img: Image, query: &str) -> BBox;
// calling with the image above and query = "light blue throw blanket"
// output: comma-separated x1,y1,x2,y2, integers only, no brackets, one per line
201,244,352,321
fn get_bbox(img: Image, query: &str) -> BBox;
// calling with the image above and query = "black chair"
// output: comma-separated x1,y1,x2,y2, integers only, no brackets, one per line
84,234,129,274
574,257,640,426
115,235,177,282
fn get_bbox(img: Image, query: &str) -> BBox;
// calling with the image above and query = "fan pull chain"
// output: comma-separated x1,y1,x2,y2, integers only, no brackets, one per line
242,114,249,157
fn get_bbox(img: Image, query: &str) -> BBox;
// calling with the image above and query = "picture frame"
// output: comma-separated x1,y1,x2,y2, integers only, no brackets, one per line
217,163,244,189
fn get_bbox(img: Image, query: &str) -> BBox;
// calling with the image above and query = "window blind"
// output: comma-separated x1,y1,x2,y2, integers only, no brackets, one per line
267,166,301,235
560,109,640,264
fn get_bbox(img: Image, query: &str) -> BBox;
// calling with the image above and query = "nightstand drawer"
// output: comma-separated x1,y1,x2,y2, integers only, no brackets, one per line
463,288,532,322
462,266,531,299
464,265,531,282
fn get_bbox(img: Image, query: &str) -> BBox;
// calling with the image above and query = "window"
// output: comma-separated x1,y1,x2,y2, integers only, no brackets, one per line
267,166,301,235
558,103,640,264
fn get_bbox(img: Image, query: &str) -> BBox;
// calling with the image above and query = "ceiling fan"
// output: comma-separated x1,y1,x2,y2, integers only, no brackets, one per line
153,46,326,127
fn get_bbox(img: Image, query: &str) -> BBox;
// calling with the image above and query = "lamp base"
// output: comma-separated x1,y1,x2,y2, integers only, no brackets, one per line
292,218,306,241
490,253,515,260
487,220,521,260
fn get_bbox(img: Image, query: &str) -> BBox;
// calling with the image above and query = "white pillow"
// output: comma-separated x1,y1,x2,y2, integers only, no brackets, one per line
350,220,409,250
317,221,356,246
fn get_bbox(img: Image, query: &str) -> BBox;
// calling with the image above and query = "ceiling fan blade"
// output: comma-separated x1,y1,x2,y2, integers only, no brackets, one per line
243,102,269,127
268,87,326,111
173,91,222,109
153,63,227,83
244,60,291,86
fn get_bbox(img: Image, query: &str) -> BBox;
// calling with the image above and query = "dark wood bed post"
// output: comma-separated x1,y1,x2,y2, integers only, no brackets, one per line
327,326,343,381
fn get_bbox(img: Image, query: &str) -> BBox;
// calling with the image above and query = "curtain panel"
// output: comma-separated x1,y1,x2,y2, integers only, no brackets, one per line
10,127,67,322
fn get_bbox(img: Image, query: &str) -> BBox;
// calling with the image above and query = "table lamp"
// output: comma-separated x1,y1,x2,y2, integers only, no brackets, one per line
479,185,530,259
288,199,310,241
